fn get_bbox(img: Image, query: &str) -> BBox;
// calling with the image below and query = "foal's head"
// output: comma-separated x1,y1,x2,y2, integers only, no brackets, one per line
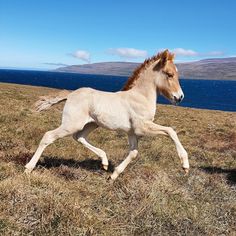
153,50,184,105
123,50,184,104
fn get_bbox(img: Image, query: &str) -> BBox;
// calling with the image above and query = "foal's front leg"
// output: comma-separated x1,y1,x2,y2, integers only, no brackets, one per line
110,133,138,180
135,120,189,172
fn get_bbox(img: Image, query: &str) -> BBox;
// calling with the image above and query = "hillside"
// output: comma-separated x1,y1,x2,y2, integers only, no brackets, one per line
0,83,235,235
56,57,236,80
56,62,138,77
178,57,236,80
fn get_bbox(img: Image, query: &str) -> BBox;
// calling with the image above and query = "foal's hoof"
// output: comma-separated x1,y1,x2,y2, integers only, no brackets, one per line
109,170,119,181
24,168,33,175
183,167,189,175
107,176,116,184
103,164,108,171
107,172,119,182
107,176,113,182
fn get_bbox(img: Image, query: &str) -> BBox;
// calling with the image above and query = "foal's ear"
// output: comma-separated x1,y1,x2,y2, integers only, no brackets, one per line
160,49,169,66
153,49,169,71
168,52,175,61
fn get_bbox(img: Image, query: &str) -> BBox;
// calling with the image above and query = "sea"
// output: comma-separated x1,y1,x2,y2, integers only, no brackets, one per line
0,69,236,112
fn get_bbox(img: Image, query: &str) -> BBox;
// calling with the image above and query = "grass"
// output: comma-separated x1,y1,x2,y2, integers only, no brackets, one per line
0,82,235,235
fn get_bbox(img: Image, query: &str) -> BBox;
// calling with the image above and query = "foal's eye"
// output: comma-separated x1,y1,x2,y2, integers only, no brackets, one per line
163,71,174,78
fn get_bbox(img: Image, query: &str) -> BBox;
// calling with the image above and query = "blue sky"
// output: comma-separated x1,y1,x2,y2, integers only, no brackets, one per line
0,0,235,69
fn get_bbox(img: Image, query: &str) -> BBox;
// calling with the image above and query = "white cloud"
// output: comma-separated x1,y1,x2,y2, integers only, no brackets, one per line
171,48,198,57
71,50,91,63
169,48,225,57
108,48,148,59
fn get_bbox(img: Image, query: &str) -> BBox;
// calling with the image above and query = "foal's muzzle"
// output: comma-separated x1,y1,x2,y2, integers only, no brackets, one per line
171,91,184,105
174,94,184,104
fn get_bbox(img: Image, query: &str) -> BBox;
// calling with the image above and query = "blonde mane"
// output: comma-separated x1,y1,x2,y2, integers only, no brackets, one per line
122,50,174,91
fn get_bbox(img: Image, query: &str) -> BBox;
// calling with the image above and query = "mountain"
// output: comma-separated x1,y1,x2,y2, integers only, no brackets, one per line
56,57,236,80
55,62,139,77
177,57,236,80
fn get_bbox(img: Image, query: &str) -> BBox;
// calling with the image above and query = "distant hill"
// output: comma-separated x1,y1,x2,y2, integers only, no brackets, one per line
56,57,236,80
177,57,236,80
56,62,139,77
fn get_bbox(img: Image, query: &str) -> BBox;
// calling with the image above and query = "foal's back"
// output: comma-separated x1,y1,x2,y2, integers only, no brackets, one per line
63,87,132,131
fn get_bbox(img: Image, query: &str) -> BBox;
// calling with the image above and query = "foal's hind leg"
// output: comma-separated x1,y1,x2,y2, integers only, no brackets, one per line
73,123,109,170
25,126,76,173
110,133,138,180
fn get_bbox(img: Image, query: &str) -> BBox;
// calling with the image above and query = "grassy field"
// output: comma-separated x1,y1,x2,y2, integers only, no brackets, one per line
0,82,235,235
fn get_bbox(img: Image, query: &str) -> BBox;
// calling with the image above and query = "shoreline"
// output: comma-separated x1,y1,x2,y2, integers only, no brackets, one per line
1,82,236,113
1,68,236,81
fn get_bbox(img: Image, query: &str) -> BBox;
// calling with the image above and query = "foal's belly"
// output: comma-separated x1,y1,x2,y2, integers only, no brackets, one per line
90,97,131,131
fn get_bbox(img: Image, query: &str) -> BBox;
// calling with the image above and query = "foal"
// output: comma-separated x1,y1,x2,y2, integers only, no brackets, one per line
25,50,189,180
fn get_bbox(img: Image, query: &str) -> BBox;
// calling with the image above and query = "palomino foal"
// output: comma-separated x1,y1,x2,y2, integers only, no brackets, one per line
25,50,189,180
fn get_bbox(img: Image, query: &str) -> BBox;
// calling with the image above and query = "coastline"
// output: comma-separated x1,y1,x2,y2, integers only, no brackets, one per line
1,76,236,112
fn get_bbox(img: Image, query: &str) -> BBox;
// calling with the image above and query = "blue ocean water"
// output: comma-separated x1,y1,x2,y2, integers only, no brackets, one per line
0,69,236,112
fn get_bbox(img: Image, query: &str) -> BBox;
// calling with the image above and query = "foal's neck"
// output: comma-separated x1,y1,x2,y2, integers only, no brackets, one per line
131,67,159,104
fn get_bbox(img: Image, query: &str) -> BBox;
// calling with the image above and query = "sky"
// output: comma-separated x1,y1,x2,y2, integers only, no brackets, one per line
0,0,236,70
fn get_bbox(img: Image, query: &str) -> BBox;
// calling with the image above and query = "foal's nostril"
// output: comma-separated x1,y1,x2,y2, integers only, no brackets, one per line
174,95,183,103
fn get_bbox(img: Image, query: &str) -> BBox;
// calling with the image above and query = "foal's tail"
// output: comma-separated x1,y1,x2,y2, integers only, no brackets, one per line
34,90,71,112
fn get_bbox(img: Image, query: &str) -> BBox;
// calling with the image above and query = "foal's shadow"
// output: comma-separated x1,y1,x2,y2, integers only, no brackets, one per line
38,156,115,173
199,166,236,185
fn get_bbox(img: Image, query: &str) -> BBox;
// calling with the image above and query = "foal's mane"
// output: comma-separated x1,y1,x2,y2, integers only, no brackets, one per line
122,50,174,91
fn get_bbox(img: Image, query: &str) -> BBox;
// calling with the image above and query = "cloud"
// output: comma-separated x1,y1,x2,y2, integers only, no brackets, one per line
171,48,198,57
70,50,91,63
169,48,225,57
108,48,148,59
43,62,69,67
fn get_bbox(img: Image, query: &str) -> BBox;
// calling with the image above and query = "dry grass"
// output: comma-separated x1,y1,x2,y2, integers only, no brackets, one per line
0,82,235,236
